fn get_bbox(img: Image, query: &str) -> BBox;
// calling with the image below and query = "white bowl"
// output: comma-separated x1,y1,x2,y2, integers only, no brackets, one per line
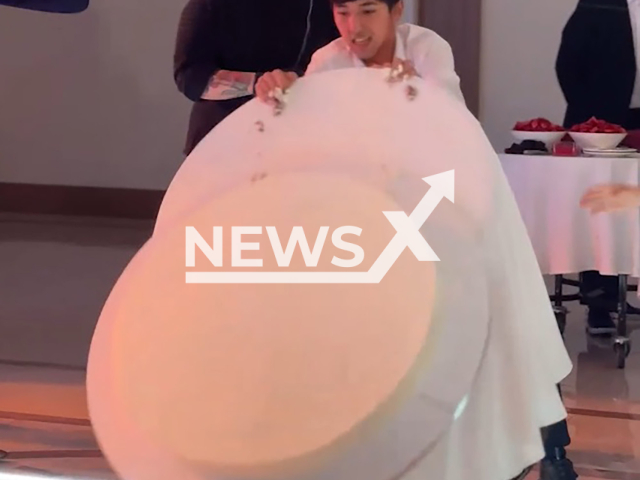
569,132,627,150
511,130,566,149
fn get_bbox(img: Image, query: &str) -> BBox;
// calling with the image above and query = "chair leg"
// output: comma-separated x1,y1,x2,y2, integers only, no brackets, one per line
614,274,631,369
553,275,568,335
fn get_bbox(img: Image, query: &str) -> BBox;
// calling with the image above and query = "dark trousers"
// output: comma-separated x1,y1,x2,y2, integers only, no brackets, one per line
511,412,571,480
540,387,571,459
539,302,572,460
581,270,619,313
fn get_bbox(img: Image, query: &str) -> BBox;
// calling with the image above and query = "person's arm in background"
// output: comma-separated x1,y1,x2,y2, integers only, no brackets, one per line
555,4,592,107
580,184,640,213
0,0,88,13
173,0,259,102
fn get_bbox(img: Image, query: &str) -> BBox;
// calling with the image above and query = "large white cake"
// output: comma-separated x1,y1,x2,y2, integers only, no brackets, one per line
86,68,572,480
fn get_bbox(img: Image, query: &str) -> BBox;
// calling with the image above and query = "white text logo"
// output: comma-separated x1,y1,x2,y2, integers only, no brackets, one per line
185,170,454,284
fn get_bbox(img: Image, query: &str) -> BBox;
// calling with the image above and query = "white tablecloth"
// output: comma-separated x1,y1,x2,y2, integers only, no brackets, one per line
499,154,640,278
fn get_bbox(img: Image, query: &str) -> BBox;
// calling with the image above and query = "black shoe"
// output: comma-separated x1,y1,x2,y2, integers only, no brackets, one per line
539,458,578,480
586,308,616,336
511,465,534,480
626,303,640,315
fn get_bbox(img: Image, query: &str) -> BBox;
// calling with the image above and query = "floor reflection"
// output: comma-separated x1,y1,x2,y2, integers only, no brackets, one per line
1,214,640,479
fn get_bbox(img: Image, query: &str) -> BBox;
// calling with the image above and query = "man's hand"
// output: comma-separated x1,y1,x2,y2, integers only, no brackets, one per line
580,183,640,213
255,70,299,104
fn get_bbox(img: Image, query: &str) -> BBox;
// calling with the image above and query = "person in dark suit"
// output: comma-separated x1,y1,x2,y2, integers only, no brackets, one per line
0,0,88,12
173,0,339,156
556,0,640,335
557,0,640,131
545,3,640,479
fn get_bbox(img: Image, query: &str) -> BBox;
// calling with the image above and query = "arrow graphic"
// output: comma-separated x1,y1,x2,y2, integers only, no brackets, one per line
185,170,454,284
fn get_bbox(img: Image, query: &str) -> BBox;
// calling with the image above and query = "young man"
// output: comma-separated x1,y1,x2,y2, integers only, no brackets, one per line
255,0,464,105
258,4,579,480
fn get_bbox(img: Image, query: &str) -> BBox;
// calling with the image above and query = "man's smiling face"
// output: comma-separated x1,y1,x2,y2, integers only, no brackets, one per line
332,0,403,65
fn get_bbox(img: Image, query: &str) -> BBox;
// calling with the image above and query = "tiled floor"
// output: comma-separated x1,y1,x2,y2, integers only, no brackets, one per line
0,213,149,479
1,213,640,480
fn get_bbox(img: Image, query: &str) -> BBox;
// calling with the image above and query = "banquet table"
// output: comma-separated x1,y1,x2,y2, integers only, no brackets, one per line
499,153,640,367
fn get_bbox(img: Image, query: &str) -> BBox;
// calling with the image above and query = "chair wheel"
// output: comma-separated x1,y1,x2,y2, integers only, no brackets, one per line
616,347,626,369
614,339,631,369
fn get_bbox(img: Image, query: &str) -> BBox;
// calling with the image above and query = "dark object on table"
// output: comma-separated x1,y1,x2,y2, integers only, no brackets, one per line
552,141,580,156
505,140,548,154
0,0,88,13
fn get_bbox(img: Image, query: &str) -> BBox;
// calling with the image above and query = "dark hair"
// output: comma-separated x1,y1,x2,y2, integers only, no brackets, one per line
330,0,401,9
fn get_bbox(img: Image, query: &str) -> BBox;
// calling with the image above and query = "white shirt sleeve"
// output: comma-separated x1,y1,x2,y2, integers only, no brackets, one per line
305,44,341,75
411,31,466,105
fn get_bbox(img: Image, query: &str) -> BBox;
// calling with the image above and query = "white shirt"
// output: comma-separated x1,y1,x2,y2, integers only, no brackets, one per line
628,0,640,107
305,23,466,105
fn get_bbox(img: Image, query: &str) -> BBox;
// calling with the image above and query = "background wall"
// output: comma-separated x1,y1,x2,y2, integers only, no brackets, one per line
402,0,417,23
0,0,576,190
419,0,481,115
0,0,419,194
0,0,191,190
478,0,576,151
0,0,416,192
